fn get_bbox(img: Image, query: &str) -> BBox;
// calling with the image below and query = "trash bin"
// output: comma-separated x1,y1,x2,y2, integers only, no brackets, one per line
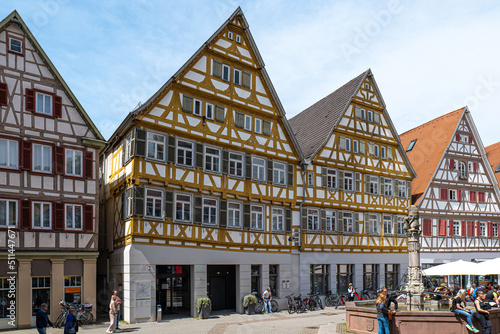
157,305,162,322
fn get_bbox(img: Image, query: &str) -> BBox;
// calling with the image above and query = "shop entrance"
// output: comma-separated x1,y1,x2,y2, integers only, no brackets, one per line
156,265,190,315
207,265,236,311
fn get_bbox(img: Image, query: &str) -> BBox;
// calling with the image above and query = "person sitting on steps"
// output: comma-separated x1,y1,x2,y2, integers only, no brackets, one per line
451,289,479,333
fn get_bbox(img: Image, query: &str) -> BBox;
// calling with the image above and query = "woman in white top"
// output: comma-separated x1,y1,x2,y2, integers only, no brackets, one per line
107,295,117,334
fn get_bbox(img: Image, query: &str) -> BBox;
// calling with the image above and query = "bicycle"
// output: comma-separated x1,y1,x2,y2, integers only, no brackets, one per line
255,297,279,313
312,292,324,310
75,303,94,325
55,300,69,328
294,294,306,313
325,290,340,307
335,294,347,309
285,294,296,314
305,294,315,311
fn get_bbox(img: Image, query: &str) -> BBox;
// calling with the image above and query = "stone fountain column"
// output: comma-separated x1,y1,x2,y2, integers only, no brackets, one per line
404,205,425,311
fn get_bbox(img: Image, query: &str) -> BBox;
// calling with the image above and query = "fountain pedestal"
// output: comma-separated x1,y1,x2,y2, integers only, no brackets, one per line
404,205,424,311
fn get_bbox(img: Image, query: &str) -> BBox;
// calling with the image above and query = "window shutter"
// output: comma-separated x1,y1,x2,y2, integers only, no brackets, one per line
476,221,481,237
422,219,431,236
449,159,455,170
355,172,361,192
53,95,62,118
374,112,380,124
285,208,291,233
470,191,476,202
84,151,93,179
235,111,244,128
245,155,252,178
455,133,460,141
165,191,173,220
262,120,271,136
407,180,412,200
467,221,474,237
354,106,361,118
487,222,493,237
469,136,473,144
25,88,35,112
387,147,393,160
287,164,294,187
243,203,250,229
219,200,227,227
182,95,193,113
167,135,176,163
338,211,344,232
360,141,366,154
0,82,7,106
321,167,327,188
267,159,273,183
135,129,146,157
320,209,326,231
368,143,374,156
55,146,65,175
21,140,31,170
365,175,370,193
380,177,385,196
53,203,64,231
392,215,398,234
84,204,93,232
121,191,127,220
212,60,222,78
121,139,126,166
194,196,202,224
195,143,204,169
242,71,251,88
457,189,462,202
301,208,308,230
437,219,446,236
473,162,478,173
222,150,229,174
448,220,454,236
215,105,225,123
133,186,144,216
339,137,346,150
440,188,448,200
129,128,137,158
21,200,31,229
338,170,344,191
461,221,466,236
354,212,359,234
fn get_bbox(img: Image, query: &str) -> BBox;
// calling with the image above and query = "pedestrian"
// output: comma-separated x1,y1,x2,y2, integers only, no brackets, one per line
36,303,54,334
262,287,273,314
347,283,355,301
107,295,118,333
451,289,479,333
375,293,395,334
113,291,122,330
474,290,493,334
64,307,77,334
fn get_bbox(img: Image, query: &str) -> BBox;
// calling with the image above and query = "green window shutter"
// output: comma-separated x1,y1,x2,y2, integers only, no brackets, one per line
243,203,251,229
360,141,366,154
121,190,127,220
267,159,273,183
320,209,326,232
355,172,362,192
135,129,146,157
219,200,227,227
387,147,393,160
242,71,251,88
167,135,176,163
165,191,173,220
215,105,225,123
321,167,327,188
287,164,294,187
182,95,193,113
285,208,291,233
301,208,308,230
212,60,222,78
339,136,346,150
338,170,344,191
354,212,359,234
222,150,229,174
235,111,244,128
374,112,380,124
338,211,344,232
195,143,204,169
262,120,271,136
245,155,252,178
407,181,412,199
194,196,202,224
133,186,144,216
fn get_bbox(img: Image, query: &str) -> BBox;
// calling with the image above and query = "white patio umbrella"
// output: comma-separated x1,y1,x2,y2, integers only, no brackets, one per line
422,260,480,276
475,258,500,275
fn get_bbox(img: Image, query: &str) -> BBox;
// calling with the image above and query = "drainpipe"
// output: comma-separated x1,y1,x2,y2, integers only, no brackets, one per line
299,162,307,251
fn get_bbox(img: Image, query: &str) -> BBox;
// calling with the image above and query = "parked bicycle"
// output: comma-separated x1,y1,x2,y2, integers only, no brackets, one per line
310,292,324,310
294,294,306,313
325,290,341,307
285,294,297,314
55,300,94,327
255,295,279,313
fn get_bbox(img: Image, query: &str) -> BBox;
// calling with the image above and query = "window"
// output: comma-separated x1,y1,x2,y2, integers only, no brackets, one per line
311,265,329,294
337,264,354,293
64,276,81,304
385,264,399,290
177,140,193,166
367,214,378,234
326,210,336,232
353,140,359,154
384,178,393,197
146,133,165,161
406,139,417,152
228,31,234,40
175,193,191,222
229,152,243,177
453,221,460,236
206,103,214,120
65,204,82,230
307,171,315,187
468,162,474,173
227,202,241,228
361,108,366,120
459,162,467,178
36,92,53,115
251,205,264,230
367,111,373,122
145,189,163,218
65,149,83,176
32,277,50,316
480,222,486,237
326,169,336,189
344,172,353,192
307,208,320,231
272,208,284,232
33,144,52,173
269,265,279,298
398,180,406,198
9,36,23,54
396,216,405,235
234,69,241,85
124,188,133,218
252,157,266,181
383,215,392,234
251,265,261,294
236,35,242,43
202,198,218,225
374,145,379,158
0,278,16,319
493,223,499,237
381,146,386,159
244,115,252,131
0,199,17,227
255,118,262,134
193,99,202,116
449,189,457,201
273,162,286,185
345,138,351,152
33,202,51,229
222,64,230,81
369,176,379,195
205,146,220,173
343,212,354,233
364,83,370,90
0,139,18,168
363,264,378,291
496,163,500,173
123,133,133,163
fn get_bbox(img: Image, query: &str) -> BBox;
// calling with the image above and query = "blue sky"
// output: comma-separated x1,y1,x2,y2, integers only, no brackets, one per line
3,1,500,147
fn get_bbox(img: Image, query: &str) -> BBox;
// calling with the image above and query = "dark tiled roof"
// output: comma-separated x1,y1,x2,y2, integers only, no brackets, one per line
288,70,369,159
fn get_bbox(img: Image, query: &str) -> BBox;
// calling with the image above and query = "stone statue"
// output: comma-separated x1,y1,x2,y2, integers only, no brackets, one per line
403,205,420,233
404,205,425,310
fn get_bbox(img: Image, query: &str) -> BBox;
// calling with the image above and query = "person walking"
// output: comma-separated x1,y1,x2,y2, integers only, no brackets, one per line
347,283,355,301
474,290,493,334
451,289,479,333
375,293,395,334
113,291,122,330
64,307,77,334
107,295,118,333
262,287,273,314
35,303,54,334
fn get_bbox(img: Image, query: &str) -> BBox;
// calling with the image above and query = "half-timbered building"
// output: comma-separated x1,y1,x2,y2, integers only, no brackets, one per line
289,70,416,295
0,11,105,329
102,8,302,321
400,107,500,285
485,142,500,189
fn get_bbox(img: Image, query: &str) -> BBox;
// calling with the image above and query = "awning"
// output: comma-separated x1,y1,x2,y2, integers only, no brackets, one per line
475,258,500,275
422,260,480,276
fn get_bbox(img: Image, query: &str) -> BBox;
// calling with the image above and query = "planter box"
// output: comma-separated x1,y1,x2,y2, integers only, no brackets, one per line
245,304,256,315
198,305,211,319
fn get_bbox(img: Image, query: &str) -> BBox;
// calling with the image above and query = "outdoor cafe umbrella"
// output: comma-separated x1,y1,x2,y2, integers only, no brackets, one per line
475,257,500,275
422,260,480,276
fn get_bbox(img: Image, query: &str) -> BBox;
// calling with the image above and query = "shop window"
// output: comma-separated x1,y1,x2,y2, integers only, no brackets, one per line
32,277,50,316
0,277,16,318
363,264,378,291
251,265,261,294
337,264,354,293
269,265,279,298
385,264,399,290
64,275,82,304
310,264,329,294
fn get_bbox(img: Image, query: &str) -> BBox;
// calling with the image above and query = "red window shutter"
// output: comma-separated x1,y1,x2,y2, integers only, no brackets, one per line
84,151,93,179
467,221,475,237
455,133,460,141
422,219,432,236
21,200,31,229
438,219,446,236
53,95,62,117
25,88,35,112
461,221,466,236
479,192,485,203
469,136,473,144
53,203,64,230
473,162,477,173
476,222,481,237
21,140,31,170
470,191,476,202
55,146,65,175
449,159,455,170
449,220,454,236
440,188,448,200
84,205,93,232
457,190,462,201
0,82,7,106
487,222,493,237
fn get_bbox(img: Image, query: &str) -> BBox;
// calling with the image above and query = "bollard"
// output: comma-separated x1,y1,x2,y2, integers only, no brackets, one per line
157,304,162,322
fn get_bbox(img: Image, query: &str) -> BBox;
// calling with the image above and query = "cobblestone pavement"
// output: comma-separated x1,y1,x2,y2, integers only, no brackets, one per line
6,309,346,334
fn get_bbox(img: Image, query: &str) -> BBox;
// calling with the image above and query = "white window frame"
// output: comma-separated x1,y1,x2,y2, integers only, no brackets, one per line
326,169,336,189
449,189,457,201
493,223,499,238
236,34,241,43
33,201,52,229
244,114,252,131
360,109,366,120
273,161,286,185
204,146,221,173
344,171,354,192
174,193,192,223
255,118,262,134
453,221,460,236
383,215,392,235
480,222,486,237
234,69,242,85
125,188,133,218
65,149,83,176
369,176,379,195
145,188,164,219
468,162,474,173
367,110,373,122
9,36,23,54
32,144,52,173
307,171,315,187
65,204,83,230
0,139,19,169
124,133,133,163
326,210,336,232
365,83,370,90
353,140,359,154
272,207,285,232
222,64,230,81
396,216,405,235
228,31,234,40
381,146,386,159
202,197,218,226
307,208,320,231
227,201,241,228
146,132,166,162
368,214,378,234
398,180,406,198
251,205,264,230
35,92,53,115
374,144,379,158
206,103,214,120
0,199,17,227
459,162,467,178
176,139,194,167
193,99,202,116
343,212,354,233
252,157,266,182
384,178,393,197
229,152,244,178
345,138,351,152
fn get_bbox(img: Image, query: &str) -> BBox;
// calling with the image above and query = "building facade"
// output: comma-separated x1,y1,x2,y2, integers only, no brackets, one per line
0,11,105,329
289,70,416,296
400,107,500,287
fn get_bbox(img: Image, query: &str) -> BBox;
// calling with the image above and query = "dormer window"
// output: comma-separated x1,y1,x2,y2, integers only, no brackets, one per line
406,139,417,152
496,163,500,173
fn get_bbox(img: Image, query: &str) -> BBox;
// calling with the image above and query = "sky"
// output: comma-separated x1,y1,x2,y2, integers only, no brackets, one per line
3,0,500,146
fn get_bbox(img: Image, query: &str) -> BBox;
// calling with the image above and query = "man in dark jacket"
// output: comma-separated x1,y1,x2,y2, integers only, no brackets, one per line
36,303,54,334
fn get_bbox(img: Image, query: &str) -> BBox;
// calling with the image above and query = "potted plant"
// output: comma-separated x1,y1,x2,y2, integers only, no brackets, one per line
243,294,258,314
196,297,211,319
